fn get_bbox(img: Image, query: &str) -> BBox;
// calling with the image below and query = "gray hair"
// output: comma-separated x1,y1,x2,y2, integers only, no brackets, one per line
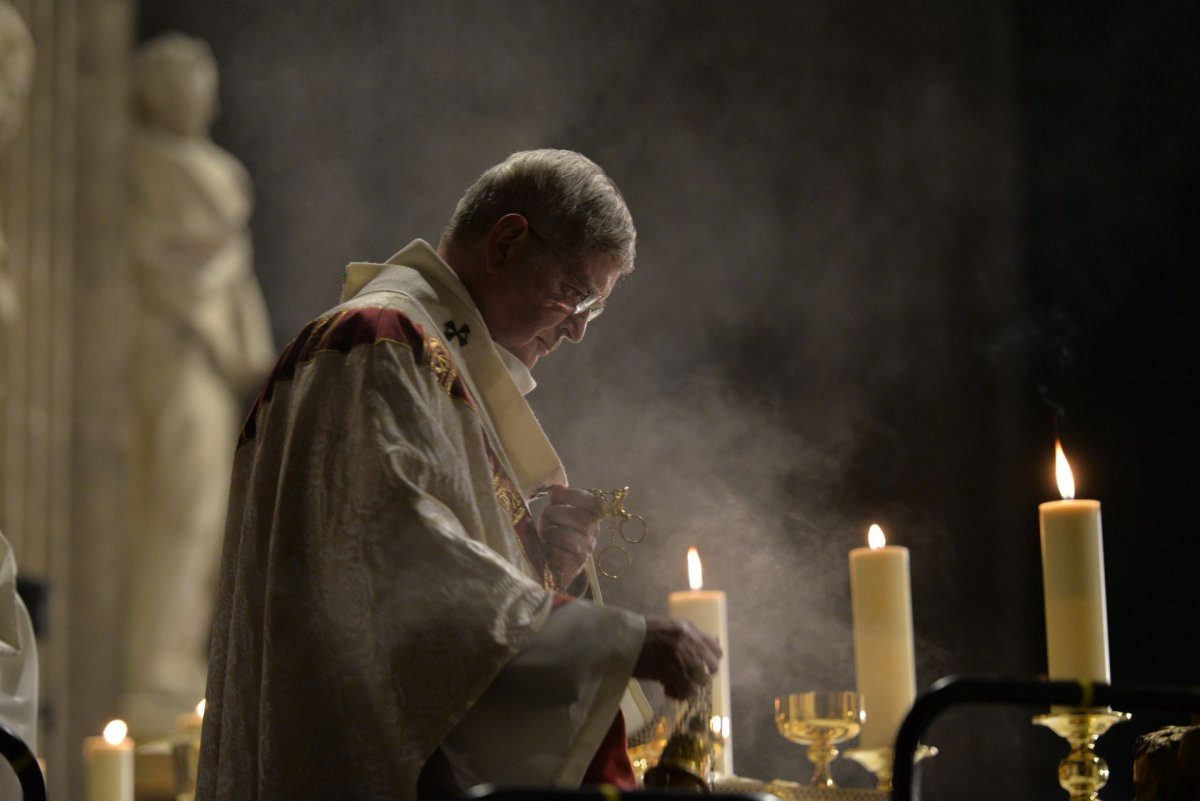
441,149,637,273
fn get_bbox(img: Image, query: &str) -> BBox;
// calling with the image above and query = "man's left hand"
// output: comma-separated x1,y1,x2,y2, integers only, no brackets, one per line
537,484,601,587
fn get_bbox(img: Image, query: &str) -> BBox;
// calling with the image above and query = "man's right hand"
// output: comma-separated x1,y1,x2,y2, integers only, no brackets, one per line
633,616,723,700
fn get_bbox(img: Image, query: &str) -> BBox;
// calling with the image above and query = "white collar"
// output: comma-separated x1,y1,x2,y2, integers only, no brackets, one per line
496,346,537,396
341,239,461,304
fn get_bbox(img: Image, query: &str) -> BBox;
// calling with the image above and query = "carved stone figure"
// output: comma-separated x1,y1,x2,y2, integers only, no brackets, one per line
123,32,274,736
0,0,34,326
0,12,37,795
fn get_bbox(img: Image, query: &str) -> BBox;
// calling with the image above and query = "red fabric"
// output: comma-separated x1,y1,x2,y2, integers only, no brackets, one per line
580,709,637,790
240,306,476,446
550,594,637,790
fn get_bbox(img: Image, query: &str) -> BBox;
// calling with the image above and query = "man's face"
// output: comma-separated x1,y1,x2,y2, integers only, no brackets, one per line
491,243,624,369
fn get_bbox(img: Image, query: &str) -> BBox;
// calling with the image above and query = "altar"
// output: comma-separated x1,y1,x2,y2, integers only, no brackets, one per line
715,777,885,801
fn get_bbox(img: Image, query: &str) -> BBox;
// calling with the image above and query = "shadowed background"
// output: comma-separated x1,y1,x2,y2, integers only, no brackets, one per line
137,2,1200,797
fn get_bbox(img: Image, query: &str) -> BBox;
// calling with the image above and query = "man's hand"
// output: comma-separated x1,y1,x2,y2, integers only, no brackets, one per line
634,616,723,700
537,484,601,587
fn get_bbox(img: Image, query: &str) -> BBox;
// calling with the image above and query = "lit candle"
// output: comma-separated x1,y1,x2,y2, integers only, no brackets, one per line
83,719,134,801
1039,439,1110,683
175,699,206,737
174,699,206,800
849,524,916,750
667,547,734,777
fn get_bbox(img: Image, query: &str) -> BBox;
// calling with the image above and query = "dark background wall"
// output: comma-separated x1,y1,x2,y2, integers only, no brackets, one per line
138,2,1200,797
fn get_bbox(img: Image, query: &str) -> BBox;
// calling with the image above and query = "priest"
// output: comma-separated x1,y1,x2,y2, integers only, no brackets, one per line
197,149,721,801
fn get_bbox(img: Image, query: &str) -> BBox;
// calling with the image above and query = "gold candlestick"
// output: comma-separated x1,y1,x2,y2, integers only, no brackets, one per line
844,744,937,792
1032,709,1131,800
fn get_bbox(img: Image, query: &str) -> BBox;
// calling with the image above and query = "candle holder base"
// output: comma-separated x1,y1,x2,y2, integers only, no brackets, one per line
844,745,937,792
1032,709,1131,801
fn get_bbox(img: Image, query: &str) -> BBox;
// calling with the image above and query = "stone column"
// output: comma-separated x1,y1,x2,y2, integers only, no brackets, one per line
0,0,133,797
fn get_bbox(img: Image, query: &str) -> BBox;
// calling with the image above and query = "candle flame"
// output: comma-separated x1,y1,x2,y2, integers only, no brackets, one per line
102,719,128,745
196,699,206,718
1055,438,1076,500
868,524,886,550
687,547,703,590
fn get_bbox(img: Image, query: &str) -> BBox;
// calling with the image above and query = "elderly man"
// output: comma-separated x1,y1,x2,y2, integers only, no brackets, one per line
197,150,720,801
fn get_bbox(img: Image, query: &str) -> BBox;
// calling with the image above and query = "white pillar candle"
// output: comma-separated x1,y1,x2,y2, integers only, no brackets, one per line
849,524,917,750
83,719,134,801
667,547,734,777
1039,440,1110,683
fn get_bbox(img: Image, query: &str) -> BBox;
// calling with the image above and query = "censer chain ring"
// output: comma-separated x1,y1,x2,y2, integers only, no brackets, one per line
590,486,647,579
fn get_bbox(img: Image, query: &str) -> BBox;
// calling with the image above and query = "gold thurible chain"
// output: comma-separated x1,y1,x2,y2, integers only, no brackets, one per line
590,486,647,579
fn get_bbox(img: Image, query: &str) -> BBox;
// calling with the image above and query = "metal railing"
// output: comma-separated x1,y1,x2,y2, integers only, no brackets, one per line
891,674,1200,801
0,721,46,801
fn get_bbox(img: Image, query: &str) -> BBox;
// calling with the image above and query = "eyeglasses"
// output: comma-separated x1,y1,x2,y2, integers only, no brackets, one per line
529,226,606,322
566,286,605,321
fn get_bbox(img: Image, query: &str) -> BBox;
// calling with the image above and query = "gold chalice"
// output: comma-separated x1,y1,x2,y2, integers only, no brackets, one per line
774,691,863,788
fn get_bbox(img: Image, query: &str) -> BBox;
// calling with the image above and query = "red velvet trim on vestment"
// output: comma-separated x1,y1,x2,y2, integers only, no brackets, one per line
239,306,474,444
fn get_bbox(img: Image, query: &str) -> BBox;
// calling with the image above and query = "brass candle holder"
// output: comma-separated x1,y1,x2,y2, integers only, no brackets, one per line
1032,708,1131,801
844,744,937,792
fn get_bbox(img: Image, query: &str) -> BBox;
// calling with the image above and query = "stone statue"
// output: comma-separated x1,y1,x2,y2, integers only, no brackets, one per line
0,10,37,795
123,32,275,736
0,0,34,326
1134,725,1200,801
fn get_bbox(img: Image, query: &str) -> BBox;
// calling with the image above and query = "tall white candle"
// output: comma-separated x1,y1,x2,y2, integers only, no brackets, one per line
667,547,734,777
1039,440,1110,683
849,524,916,750
83,719,134,801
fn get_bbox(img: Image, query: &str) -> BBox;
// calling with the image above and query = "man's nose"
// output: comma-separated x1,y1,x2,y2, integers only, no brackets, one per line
561,312,588,343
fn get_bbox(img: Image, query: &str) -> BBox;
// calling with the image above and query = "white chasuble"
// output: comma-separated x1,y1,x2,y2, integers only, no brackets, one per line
197,240,643,801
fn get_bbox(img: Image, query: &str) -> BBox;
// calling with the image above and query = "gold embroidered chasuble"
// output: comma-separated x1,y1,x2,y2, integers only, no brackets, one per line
197,240,643,800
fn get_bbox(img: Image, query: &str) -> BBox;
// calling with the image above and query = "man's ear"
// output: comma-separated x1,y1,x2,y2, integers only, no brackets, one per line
483,214,531,275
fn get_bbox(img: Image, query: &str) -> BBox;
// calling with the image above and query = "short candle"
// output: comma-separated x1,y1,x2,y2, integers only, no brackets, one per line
83,719,134,801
